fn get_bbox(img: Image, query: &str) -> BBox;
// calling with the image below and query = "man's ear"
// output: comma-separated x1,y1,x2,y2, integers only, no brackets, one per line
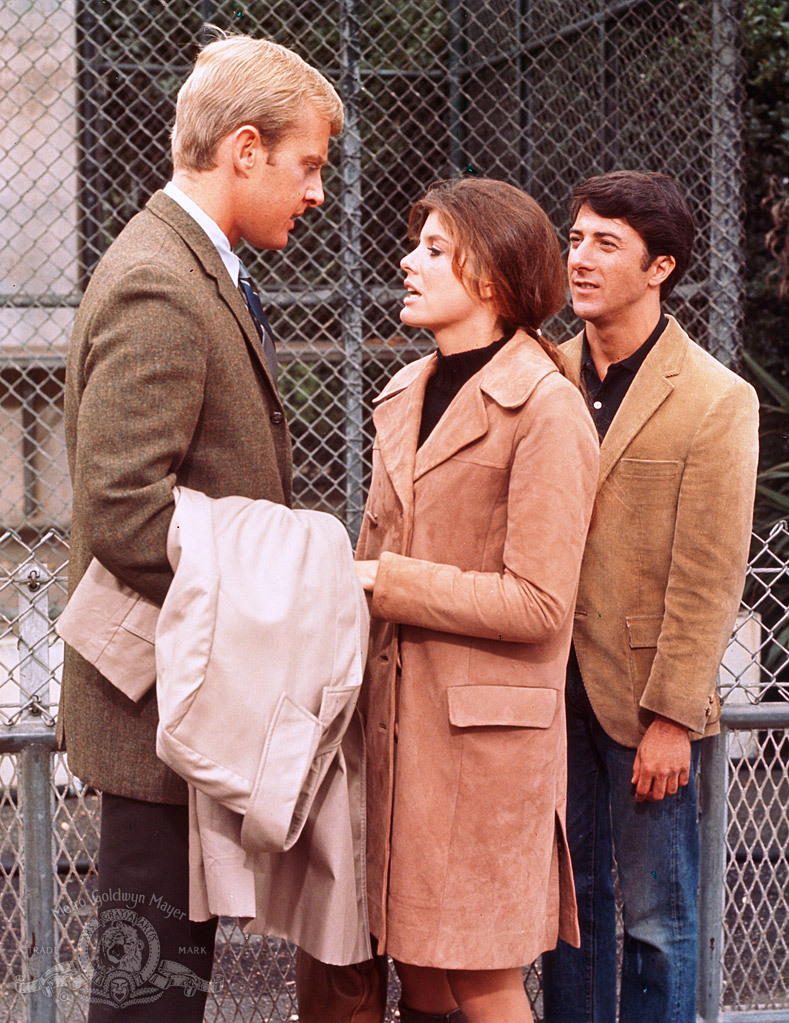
231,125,265,175
650,254,676,288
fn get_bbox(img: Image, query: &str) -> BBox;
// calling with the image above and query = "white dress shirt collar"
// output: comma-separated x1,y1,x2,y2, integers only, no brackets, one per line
163,181,241,286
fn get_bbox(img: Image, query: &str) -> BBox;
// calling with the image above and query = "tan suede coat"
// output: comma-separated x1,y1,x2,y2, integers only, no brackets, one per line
562,317,759,748
59,191,292,804
356,331,599,969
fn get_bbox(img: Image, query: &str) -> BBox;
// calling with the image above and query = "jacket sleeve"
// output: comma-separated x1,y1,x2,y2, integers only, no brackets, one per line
639,376,759,732
370,381,600,643
70,262,209,606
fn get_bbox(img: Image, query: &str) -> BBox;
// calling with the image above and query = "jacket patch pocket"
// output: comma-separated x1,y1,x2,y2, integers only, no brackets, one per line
619,458,681,479
447,685,557,729
626,615,663,648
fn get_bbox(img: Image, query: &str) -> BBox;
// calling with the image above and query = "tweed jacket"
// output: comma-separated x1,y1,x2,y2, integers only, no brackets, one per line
56,489,371,963
59,190,292,803
561,317,759,748
357,331,599,969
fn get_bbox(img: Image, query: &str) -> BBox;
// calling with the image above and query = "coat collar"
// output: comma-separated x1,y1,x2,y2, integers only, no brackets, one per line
561,315,689,490
145,191,278,397
372,331,558,505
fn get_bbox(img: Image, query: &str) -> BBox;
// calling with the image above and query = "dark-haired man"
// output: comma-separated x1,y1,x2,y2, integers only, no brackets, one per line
541,170,759,1023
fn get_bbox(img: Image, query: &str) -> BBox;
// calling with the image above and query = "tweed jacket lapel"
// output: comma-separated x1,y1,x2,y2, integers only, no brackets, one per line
146,191,279,398
562,317,686,492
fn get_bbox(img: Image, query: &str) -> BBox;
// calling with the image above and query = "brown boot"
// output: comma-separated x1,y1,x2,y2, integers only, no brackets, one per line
295,948,388,1023
397,1002,467,1023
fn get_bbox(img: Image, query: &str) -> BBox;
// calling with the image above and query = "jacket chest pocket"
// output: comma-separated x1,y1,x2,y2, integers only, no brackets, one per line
613,458,683,553
619,458,682,481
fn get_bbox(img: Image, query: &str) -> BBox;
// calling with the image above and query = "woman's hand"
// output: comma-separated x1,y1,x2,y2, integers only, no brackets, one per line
355,560,379,592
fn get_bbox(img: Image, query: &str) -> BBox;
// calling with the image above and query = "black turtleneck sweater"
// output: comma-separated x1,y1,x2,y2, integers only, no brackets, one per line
418,335,512,448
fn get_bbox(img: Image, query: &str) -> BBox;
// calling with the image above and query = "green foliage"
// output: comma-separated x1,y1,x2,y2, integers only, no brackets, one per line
741,351,789,530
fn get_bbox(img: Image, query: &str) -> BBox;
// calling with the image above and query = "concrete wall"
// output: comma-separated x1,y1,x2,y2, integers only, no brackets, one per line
0,0,76,527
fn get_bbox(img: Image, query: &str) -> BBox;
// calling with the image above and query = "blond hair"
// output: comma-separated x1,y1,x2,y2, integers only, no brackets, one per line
171,33,343,171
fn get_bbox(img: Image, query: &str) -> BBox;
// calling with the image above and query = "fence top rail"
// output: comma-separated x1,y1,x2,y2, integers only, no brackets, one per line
720,701,789,729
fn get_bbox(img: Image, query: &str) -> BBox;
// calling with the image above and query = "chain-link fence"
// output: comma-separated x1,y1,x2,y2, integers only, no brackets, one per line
0,524,786,1022
3,0,786,1021
3,0,744,543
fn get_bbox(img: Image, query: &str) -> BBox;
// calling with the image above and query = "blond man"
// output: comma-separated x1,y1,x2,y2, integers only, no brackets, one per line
60,35,341,1022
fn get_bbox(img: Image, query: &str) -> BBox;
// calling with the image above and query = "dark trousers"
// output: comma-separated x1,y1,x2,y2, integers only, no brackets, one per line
296,946,389,1023
87,793,218,1023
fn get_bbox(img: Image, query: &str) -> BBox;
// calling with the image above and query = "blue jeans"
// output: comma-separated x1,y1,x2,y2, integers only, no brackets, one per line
542,658,701,1023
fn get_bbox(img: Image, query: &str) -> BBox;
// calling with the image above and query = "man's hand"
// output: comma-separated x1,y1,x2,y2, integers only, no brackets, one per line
631,715,691,802
354,560,379,592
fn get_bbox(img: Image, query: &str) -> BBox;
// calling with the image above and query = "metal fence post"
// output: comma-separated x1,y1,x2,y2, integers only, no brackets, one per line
15,564,56,1023
709,0,744,367
448,0,466,174
340,0,365,544
698,728,728,1022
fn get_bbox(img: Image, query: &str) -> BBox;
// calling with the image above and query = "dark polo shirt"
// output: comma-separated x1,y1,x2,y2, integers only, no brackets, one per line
581,312,668,438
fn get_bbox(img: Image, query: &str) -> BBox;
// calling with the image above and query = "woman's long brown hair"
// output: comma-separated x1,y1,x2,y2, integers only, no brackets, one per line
408,177,567,373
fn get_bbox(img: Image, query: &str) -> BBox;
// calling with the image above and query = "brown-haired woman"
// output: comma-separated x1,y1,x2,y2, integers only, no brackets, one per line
354,178,599,1023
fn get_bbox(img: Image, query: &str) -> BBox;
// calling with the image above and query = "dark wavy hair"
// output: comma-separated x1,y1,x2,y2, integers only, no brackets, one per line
570,170,695,300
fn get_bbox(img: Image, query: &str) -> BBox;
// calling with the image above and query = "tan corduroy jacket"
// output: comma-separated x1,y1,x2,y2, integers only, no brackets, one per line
561,317,760,748
59,191,291,803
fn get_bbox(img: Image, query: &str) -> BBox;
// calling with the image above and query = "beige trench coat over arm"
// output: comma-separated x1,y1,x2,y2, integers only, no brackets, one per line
356,331,600,970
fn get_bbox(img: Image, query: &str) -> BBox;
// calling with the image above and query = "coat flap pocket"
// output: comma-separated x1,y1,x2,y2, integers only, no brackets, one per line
447,685,557,729
626,615,663,649
119,594,159,643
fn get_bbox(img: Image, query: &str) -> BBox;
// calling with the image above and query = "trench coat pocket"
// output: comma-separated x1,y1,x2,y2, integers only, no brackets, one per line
56,557,158,702
240,684,361,855
447,685,558,729
625,615,663,648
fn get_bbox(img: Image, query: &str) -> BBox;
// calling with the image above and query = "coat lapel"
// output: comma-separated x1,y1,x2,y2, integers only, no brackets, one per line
414,331,555,481
372,354,435,518
373,332,557,510
413,381,489,481
562,318,687,492
598,319,687,488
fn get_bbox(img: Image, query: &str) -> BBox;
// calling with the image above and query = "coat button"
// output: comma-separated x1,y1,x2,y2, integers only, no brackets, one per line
270,411,284,425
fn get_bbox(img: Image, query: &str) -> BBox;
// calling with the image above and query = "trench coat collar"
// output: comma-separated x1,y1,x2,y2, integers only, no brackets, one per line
145,191,279,400
561,315,688,491
372,330,557,497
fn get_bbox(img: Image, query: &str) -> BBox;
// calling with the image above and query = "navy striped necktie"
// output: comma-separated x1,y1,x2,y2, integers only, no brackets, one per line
238,264,278,386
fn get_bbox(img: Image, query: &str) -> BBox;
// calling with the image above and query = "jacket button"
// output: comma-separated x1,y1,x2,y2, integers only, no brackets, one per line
270,411,284,425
